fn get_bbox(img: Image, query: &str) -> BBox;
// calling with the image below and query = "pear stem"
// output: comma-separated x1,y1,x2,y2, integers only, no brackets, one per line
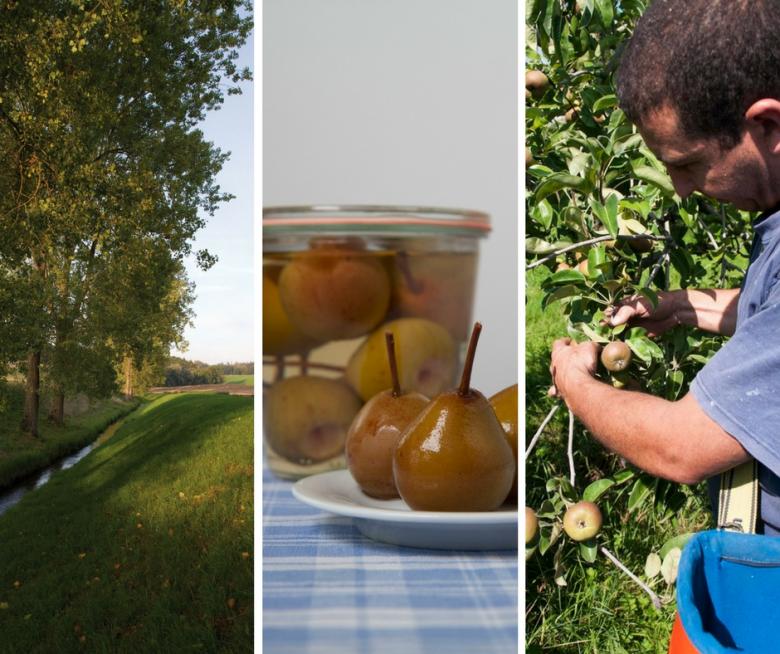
385,332,402,397
458,322,482,397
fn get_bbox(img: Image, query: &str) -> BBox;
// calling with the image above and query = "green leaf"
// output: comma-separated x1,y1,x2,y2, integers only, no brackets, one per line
538,531,552,556
535,173,592,203
579,539,598,563
613,133,644,156
546,269,587,285
659,532,695,559
627,476,654,512
625,336,663,363
603,194,619,237
644,552,662,579
537,499,558,519
530,198,555,230
587,245,608,272
526,237,572,254
543,285,583,307
661,547,682,585
583,478,615,502
633,165,675,195
592,93,617,112
595,0,614,26
613,469,636,485
577,322,610,343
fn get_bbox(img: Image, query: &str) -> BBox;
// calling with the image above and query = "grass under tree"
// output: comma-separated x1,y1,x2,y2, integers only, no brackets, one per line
0,392,253,653
0,385,139,490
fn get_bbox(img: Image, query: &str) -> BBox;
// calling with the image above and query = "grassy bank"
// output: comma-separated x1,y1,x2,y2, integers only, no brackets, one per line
0,393,253,653
525,268,711,653
223,375,253,386
0,386,139,490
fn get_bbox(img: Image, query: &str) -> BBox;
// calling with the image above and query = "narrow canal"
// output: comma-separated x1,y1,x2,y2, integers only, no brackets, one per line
0,418,126,517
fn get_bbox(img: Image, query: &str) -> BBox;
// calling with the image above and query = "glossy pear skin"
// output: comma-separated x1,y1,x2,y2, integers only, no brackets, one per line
263,274,318,356
264,376,361,464
278,250,391,342
393,390,514,512
345,390,429,499
489,384,519,504
346,318,456,402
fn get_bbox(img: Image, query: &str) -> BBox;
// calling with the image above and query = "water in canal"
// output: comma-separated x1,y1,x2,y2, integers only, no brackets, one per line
0,419,124,518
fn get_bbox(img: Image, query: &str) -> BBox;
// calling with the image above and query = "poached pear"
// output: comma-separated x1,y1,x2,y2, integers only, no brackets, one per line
489,383,519,504
264,375,361,464
345,333,429,499
393,323,515,512
278,237,391,342
263,274,318,356
346,318,456,402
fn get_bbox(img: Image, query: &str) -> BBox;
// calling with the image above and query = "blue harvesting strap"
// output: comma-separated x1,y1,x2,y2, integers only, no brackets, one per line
677,530,780,653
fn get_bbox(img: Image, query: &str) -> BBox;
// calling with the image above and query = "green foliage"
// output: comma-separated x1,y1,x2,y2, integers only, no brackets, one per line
525,1,749,648
0,1,252,421
164,357,225,387
0,393,253,651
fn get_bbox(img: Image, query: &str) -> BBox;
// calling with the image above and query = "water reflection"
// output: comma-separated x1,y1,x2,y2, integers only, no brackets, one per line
0,442,95,517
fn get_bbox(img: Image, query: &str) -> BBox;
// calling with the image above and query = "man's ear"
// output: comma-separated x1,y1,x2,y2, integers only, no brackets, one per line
745,99,780,154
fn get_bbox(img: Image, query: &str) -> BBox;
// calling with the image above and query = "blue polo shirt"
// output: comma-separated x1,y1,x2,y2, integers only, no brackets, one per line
691,208,780,535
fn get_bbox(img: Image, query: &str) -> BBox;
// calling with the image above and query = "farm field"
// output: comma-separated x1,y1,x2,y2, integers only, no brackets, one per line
224,375,254,386
0,393,253,653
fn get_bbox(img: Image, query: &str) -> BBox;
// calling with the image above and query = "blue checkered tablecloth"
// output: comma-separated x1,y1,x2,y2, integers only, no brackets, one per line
262,466,518,654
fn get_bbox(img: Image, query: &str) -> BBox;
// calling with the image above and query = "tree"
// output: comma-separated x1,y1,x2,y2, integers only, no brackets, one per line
0,1,252,432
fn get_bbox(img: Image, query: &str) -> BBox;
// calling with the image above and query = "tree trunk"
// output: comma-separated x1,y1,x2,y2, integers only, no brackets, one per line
48,388,65,426
123,356,133,399
22,350,41,436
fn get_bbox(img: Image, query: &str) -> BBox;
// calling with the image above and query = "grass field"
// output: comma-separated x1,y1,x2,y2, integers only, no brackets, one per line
525,267,712,653
0,385,139,490
224,375,254,386
0,393,253,653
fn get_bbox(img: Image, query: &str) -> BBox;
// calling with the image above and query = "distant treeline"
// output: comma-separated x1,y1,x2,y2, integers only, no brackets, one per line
163,358,253,387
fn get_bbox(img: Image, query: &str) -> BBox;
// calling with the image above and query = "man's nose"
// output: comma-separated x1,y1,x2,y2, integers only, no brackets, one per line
668,169,695,198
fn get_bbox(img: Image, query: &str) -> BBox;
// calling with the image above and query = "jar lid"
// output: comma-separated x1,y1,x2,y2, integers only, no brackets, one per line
262,205,490,237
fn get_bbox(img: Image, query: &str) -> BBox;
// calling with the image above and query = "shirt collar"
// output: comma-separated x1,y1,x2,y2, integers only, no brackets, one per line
754,206,780,243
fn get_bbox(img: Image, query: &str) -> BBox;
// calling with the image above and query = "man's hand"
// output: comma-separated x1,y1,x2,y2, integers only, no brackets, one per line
549,338,601,403
603,291,679,337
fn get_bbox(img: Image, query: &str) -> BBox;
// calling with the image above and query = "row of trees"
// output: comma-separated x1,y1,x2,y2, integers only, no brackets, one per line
164,364,223,388
0,1,252,434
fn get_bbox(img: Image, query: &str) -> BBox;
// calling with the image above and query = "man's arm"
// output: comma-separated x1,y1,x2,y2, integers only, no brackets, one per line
550,339,750,484
606,288,741,336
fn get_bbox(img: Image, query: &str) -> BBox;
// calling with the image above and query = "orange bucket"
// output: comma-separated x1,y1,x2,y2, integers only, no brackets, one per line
668,613,699,654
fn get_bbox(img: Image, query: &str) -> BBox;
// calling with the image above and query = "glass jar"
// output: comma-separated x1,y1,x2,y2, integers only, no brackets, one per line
262,205,490,479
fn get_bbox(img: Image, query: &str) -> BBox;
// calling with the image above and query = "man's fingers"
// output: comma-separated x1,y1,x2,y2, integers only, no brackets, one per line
551,337,572,353
607,304,638,326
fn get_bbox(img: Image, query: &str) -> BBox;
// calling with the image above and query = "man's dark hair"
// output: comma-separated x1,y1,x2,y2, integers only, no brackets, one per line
616,0,780,147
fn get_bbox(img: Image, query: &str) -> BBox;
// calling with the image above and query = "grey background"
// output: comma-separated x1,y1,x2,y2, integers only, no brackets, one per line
263,0,518,394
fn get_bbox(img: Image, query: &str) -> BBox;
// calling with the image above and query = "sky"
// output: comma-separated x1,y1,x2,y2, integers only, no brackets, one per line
172,31,254,365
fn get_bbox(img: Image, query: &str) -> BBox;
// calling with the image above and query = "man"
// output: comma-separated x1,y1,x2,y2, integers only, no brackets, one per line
548,0,780,535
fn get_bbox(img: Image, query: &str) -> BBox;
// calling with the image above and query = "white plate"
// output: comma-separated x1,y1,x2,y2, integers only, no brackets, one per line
292,470,518,551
